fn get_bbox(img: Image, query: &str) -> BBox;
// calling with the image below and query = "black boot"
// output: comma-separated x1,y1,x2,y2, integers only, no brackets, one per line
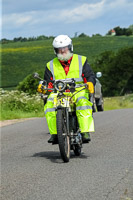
81,132,91,143
48,135,58,144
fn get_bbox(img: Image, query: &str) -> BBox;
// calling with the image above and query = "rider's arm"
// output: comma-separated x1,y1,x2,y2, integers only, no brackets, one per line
82,60,96,86
44,66,53,91
44,66,53,83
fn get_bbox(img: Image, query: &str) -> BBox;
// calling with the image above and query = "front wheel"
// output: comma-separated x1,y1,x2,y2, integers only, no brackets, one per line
57,109,70,162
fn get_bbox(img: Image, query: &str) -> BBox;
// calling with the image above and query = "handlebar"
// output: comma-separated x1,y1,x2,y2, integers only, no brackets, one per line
75,83,87,88
41,83,87,91
33,73,94,103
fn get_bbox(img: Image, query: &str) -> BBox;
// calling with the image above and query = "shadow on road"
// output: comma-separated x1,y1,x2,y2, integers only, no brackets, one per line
33,151,88,163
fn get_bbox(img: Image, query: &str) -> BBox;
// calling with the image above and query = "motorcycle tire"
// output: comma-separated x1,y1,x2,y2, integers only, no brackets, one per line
96,95,104,112
57,109,70,162
97,104,104,111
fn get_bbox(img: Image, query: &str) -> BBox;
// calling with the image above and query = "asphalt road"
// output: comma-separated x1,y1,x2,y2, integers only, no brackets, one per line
1,109,133,200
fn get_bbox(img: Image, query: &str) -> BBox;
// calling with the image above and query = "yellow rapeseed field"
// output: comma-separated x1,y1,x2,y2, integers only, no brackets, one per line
1,46,45,53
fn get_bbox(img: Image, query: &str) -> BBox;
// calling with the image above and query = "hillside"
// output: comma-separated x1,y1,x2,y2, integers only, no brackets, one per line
1,36,133,89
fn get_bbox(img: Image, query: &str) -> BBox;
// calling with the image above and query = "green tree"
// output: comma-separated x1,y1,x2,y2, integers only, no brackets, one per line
125,29,132,36
92,34,102,37
37,35,48,40
78,33,88,37
128,25,133,34
17,71,44,94
114,26,123,36
93,47,133,96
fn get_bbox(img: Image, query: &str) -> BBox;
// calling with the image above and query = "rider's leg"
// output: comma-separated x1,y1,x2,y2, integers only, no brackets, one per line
73,91,94,142
44,94,57,143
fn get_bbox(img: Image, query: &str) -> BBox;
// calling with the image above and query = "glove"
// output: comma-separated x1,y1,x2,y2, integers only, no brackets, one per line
37,84,46,94
86,82,94,93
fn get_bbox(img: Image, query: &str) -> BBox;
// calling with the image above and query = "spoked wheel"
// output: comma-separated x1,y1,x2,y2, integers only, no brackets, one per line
57,109,70,162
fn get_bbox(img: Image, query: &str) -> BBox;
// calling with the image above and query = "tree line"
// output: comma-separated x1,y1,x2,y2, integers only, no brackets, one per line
1,35,54,44
78,25,133,37
1,25,133,44
107,25,133,36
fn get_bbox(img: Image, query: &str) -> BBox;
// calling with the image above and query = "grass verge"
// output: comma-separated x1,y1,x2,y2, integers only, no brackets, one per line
0,89,133,121
0,109,44,120
104,94,133,111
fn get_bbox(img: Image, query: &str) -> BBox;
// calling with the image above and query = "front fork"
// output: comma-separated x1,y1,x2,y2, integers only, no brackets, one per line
58,106,82,146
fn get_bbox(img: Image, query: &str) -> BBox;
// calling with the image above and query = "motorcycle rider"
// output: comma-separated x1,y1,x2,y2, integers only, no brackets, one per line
38,35,96,143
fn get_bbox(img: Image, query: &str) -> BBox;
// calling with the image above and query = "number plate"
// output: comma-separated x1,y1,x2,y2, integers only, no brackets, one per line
54,97,70,107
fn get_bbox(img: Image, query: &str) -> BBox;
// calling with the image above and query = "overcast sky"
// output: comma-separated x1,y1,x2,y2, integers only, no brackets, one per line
1,0,133,39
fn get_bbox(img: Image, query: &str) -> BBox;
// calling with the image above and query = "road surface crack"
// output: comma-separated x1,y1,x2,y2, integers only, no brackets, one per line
104,169,130,200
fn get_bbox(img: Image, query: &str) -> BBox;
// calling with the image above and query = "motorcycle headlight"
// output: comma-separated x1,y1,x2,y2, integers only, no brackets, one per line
55,81,66,91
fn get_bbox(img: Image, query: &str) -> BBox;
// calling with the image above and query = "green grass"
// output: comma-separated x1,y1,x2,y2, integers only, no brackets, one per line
0,109,44,120
104,94,133,110
1,36,133,88
0,89,44,120
0,89,133,121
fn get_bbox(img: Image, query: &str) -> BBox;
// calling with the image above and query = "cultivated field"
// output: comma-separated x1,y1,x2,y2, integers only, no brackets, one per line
1,36,133,89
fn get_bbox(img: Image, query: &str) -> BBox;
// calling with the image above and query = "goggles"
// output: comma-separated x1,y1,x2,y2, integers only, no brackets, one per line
54,46,70,54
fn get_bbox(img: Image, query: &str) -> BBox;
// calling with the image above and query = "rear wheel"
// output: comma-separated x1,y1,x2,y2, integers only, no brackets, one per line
57,109,70,162
97,104,104,111
92,104,96,113
96,95,104,112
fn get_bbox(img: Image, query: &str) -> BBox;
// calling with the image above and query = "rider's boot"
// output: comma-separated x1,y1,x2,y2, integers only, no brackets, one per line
81,132,91,143
48,134,58,144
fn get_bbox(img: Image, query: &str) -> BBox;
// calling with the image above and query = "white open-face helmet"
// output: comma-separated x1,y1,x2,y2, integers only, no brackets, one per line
52,35,73,55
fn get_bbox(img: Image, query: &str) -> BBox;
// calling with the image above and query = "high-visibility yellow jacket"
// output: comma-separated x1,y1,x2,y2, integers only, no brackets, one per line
46,54,86,83
44,54,96,86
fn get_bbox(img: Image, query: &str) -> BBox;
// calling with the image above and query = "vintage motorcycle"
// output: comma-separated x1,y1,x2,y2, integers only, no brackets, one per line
33,72,94,162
